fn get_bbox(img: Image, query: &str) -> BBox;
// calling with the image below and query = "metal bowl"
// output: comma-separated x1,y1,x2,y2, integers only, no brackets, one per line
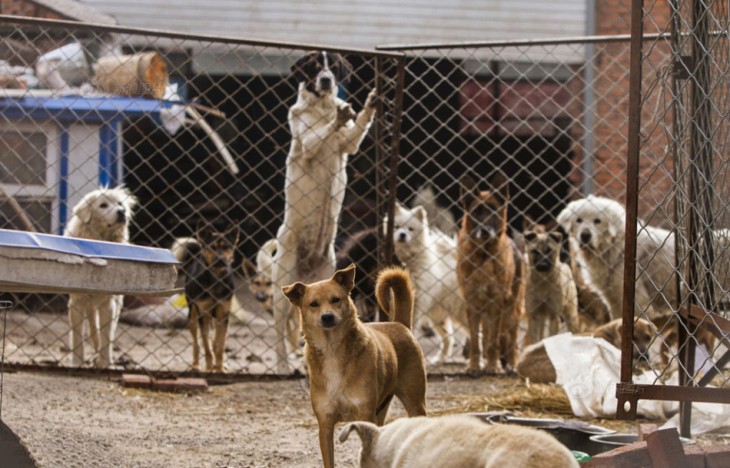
471,413,615,455
589,433,694,454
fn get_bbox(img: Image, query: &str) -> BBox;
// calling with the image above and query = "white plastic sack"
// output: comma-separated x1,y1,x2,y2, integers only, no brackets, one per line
543,333,675,419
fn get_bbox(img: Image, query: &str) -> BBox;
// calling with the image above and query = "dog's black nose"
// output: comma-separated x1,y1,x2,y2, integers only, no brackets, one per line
320,312,337,329
397,232,407,242
580,231,592,244
116,209,126,223
256,292,269,302
319,76,332,90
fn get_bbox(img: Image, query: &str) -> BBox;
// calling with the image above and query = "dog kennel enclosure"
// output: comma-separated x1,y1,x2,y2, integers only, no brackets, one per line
0,12,728,435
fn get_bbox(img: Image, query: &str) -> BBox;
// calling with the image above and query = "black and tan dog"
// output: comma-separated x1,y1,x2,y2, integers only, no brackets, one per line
182,223,239,372
283,264,427,468
457,173,525,376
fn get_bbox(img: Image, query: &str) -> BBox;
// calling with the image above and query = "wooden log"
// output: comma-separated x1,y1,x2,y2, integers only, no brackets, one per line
93,52,168,99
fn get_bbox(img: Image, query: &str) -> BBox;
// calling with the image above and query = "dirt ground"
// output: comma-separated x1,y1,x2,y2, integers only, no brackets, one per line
3,369,730,467
2,287,729,467
0,371,613,468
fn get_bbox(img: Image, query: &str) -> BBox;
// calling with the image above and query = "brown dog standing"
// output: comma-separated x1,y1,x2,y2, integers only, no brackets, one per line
282,264,427,468
457,173,524,375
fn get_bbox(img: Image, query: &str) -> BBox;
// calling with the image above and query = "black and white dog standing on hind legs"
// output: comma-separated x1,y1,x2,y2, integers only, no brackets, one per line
271,51,378,373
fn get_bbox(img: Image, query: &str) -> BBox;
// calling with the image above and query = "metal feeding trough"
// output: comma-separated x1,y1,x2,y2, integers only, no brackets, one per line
471,413,616,456
0,229,179,295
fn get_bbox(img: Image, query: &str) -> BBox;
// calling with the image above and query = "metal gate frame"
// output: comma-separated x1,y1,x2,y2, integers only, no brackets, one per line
618,0,730,436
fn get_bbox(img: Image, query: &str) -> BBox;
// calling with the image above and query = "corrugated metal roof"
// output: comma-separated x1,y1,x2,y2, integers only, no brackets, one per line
32,0,117,25
79,0,586,51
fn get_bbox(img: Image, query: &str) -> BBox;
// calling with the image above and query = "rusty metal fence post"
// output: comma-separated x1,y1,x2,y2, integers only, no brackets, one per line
619,0,730,437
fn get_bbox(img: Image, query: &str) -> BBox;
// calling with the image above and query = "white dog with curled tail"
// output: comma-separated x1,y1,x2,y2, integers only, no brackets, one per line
64,186,137,368
271,51,378,373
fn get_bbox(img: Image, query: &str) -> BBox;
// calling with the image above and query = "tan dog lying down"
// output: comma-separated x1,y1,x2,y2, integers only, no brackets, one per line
340,414,578,468
283,264,427,468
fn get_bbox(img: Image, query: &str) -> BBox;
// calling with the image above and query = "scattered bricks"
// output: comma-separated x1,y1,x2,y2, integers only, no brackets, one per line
585,441,650,468
152,378,208,393
704,445,730,468
646,429,686,467
637,423,658,441
121,374,152,389
121,374,208,393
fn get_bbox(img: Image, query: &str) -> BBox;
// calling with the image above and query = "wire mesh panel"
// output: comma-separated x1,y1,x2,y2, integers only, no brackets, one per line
0,16,403,376
378,38,652,375
9,13,723,390
618,0,730,434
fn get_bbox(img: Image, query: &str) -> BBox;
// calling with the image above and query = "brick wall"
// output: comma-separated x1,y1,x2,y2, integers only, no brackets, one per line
593,0,673,222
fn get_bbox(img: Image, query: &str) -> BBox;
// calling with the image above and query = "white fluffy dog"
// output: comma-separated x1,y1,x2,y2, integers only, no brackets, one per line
65,186,137,368
271,51,377,373
388,202,467,364
557,195,676,320
340,415,579,468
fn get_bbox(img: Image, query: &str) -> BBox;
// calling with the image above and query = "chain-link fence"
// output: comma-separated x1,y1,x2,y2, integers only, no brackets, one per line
379,36,654,376
7,14,724,390
0,16,404,376
616,0,730,435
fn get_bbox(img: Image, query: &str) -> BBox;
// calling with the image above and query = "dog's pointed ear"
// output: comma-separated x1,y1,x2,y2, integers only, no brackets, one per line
549,230,563,244
282,282,307,308
333,264,356,293
395,202,407,215
226,225,240,245
460,176,479,210
412,205,427,223
524,231,537,243
338,421,380,448
555,223,571,263
195,222,213,244
242,258,257,280
490,171,510,204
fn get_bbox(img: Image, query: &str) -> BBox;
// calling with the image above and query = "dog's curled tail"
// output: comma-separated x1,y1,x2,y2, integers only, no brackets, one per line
375,266,414,329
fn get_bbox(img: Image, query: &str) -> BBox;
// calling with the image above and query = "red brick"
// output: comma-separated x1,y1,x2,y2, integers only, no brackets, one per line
586,441,651,468
152,378,208,393
704,445,730,468
121,374,152,389
637,423,658,441
681,445,706,468
646,429,686,467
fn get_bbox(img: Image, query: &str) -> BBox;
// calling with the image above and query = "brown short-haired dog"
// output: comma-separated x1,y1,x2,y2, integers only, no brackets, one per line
283,264,427,468
524,230,580,344
457,173,524,375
